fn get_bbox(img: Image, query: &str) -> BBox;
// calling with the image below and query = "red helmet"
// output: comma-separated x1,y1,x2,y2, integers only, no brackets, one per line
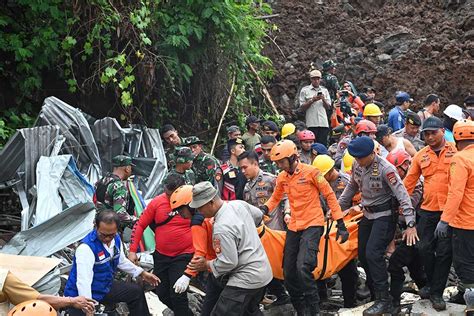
386,149,411,167
297,130,315,141
355,119,377,135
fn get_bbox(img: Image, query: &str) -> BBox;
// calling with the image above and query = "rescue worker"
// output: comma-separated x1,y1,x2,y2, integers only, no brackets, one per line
187,182,273,316
128,174,194,316
363,103,383,126
443,104,465,142
259,135,279,175
261,120,280,138
281,123,296,139
168,185,220,316
310,142,328,163
0,270,94,314
392,110,425,151
299,69,332,146
418,94,440,124
161,124,184,169
388,91,412,132
312,154,359,308
220,125,241,162
242,115,261,150
321,59,340,101
64,210,159,316
338,136,418,315
403,116,457,311
260,139,348,315
436,120,474,313
297,130,315,164
376,124,417,157
385,149,428,313
238,150,291,308
184,136,221,185
165,147,196,185
219,138,246,200
94,155,136,223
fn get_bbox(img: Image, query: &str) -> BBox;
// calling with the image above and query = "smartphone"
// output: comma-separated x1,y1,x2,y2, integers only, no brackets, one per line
317,91,323,96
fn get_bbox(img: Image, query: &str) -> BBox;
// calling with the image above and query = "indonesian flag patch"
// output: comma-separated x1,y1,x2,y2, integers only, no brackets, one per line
98,251,106,261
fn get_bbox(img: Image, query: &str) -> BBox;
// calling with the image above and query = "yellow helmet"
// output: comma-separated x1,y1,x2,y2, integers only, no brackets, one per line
363,103,383,117
281,123,296,139
312,154,335,176
342,151,355,173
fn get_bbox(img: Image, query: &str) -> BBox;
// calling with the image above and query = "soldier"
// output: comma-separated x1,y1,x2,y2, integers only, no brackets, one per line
165,147,196,185
219,138,246,200
392,110,425,151
238,150,291,308
183,136,221,186
161,124,184,169
94,155,136,223
321,59,340,101
338,136,418,315
220,125,241,162
261,120,279,138
297,130,315,165
259,135,279,175
437,120,474,313
403,116,457,311
261,139,348,316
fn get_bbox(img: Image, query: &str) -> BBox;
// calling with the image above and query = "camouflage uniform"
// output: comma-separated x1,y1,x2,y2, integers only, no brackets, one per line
165,168,196,185
322,72,340,101
183,136,221,185
259,158,279,175
243,170,288,231
164,137,185,169
164,146,196,185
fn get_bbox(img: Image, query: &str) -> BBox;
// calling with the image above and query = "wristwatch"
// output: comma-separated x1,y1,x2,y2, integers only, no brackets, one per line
407,220,415,228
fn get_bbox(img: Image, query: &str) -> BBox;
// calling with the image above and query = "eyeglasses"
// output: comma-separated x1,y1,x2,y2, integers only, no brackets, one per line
98,231,117,239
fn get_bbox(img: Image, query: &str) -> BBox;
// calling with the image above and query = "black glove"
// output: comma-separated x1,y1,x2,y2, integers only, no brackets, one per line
336,219,349,244
259,205,269,215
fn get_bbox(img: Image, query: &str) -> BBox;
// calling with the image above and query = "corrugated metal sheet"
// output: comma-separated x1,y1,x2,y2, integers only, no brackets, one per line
92,117,125,175
0,131,25,185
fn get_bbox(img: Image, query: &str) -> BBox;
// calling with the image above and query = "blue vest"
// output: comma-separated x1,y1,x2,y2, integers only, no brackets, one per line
64,230,121,301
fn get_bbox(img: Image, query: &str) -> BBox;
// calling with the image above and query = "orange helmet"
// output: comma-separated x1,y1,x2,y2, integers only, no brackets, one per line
270,140,298,161
453,119,474,141
355,119,377,135
170,185,193,209
386,149,411,167
8,300,56,316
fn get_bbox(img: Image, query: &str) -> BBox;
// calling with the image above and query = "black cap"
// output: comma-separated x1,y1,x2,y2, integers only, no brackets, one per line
375,124,392,143
227,137,244,148
421,116,444,132
405,110,421,126
261,120,279,132
245,115,260,126
464,95,474,106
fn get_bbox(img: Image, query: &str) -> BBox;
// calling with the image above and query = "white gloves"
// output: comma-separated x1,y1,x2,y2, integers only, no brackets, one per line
173,275,190,293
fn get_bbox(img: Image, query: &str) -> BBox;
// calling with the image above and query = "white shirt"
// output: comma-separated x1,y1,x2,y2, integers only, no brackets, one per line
75,238,143,299
299,84,331,128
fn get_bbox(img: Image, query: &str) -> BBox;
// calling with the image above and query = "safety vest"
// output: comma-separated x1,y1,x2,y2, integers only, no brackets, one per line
64,230,121,301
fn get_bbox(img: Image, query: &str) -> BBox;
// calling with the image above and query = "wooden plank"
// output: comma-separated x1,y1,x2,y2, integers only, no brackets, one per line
0,253,61,286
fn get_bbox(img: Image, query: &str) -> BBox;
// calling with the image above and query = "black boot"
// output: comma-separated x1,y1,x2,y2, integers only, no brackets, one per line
449,290,466,304
305,304,320,316
362,291,393,316
418,286,430,299
292,303,306,316
429,295,446,311
391,298,401,315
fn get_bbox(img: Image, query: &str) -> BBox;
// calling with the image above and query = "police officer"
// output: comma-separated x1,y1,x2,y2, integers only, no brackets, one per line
338,136,418,315
187,182,273,316
261,139,348,316
261,120,280,138
392,110,425,151
436,120,474,313
184,136,221,185
165,147,196,185
259,135,279,175
219,138,246,200
238,150,291,308
94,155,136,223
403,116,457,311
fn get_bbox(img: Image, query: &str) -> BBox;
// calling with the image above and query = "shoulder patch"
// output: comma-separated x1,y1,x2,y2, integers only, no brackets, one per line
213,237,221,254
386,172,397,185
450,162,456,176
317,174,324,183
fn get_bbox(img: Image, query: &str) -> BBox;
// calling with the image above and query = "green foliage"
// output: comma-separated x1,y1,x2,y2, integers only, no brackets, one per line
0,0,274,128
0,108,35,147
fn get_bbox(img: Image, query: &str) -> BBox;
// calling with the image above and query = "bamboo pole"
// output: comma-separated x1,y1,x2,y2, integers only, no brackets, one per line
211,74,236,155
246,59,280,116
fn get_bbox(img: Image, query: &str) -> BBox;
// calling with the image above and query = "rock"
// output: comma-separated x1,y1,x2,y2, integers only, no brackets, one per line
377,53,392,62
262,303,295,315
284,61,293,69
280,93,291,107
410,299,466,315
287,52,298,60
464,29,474,40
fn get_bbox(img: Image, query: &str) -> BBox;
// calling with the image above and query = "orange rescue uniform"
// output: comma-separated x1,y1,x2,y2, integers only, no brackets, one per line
184,218,216,277
441,144,474,230
403,142,457,211
265,162,343,232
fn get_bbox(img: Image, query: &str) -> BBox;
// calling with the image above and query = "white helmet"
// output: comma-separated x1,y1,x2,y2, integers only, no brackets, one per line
443,104,464,121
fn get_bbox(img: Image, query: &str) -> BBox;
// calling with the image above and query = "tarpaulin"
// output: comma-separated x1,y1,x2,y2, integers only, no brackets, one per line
1,202,95,257
258,212,362,280
92,117,125,175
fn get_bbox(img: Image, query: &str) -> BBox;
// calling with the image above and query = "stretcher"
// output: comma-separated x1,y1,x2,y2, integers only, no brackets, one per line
258,212,362,280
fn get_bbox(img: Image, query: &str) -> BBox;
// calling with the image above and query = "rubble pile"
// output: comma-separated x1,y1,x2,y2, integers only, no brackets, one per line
265,0,474,112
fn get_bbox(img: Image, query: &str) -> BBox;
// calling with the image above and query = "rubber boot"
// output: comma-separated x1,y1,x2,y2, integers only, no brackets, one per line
362,291,393,316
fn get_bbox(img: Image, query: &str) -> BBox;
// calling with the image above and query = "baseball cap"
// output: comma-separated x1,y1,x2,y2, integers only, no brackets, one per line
375,124,392,143
421,116,444,132
396,91,411,103
309,70,322,78
112,155,135,167
175,147,195,164
245,115,261,126
226,125,241,134
184,136,205,146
